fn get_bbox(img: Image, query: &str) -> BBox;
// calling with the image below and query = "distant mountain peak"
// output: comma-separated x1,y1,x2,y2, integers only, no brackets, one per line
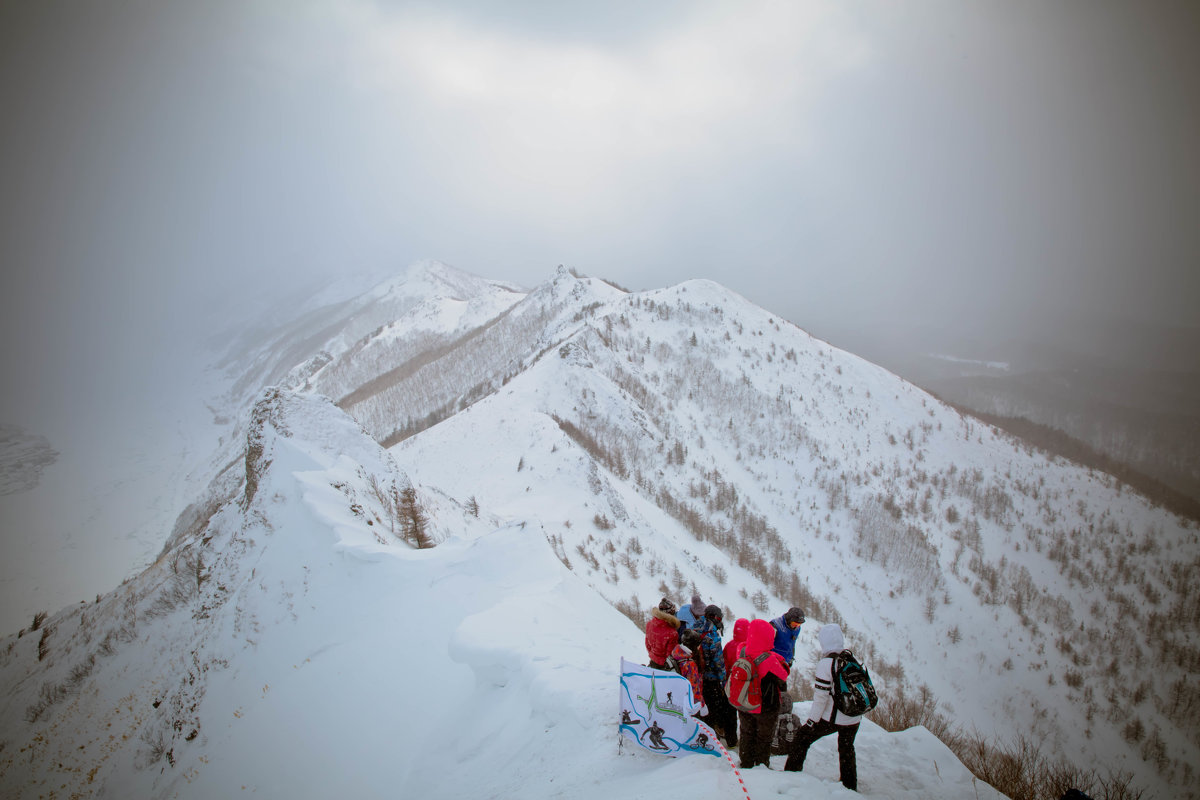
365,259,523,303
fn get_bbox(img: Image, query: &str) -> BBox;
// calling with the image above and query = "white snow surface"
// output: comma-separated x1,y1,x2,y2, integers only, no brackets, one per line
0,390,1004,800
3,264,1196,799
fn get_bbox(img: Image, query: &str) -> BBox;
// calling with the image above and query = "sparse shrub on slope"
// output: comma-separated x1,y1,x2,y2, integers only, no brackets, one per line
851,497,943,590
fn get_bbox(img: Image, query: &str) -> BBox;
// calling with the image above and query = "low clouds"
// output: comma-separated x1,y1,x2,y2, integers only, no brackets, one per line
321,0,872,267
2,0,1198,434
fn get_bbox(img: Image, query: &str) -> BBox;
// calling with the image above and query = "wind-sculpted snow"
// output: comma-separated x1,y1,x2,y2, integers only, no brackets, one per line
0,387,1007,800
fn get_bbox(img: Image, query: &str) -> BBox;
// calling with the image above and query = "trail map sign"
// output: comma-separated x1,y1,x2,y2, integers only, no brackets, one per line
618,658,720,758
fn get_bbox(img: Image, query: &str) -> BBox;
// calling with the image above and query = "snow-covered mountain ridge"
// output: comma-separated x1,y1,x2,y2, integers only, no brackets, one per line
0,387,1004,799
385,269,1199,796
210,260,525,414
3,262,1197,798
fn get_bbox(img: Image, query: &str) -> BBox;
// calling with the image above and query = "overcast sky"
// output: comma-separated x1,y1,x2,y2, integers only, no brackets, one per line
4,0,1200,418
2,1,1199,625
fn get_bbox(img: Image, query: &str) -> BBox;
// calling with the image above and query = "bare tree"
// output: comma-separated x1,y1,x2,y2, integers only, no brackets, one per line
400,487,432,548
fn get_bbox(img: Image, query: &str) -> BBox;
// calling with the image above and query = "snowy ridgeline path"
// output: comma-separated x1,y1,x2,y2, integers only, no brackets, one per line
162,523,1007,799
163,490,1005,800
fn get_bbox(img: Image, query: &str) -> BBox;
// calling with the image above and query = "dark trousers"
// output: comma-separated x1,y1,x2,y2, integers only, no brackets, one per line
783,719,859,790
702,679,737,747
737,709,779,769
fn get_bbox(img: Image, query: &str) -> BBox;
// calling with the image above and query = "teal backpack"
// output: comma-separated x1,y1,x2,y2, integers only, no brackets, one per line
830,650,878,717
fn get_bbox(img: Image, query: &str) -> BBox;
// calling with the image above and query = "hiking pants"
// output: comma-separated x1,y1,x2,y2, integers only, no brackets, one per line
783,719,859,790
702,679,737,747
737,709,779,769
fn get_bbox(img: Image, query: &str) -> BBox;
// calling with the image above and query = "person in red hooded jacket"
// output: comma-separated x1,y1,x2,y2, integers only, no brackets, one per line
736,618,790,769
645,598,682,670
723,618,749,673
718,617,749,747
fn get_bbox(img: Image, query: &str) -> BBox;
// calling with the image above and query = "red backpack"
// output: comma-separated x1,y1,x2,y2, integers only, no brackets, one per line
724,647,771,713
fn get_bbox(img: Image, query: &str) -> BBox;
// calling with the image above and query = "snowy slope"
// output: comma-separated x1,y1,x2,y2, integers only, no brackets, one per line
3,264,1196,799
0,261,520,637
391,274,1200,798
213,260,526,411
0,388,1005,800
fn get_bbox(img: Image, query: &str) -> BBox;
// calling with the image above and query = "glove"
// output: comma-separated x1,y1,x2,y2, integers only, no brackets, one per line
700,704,709,716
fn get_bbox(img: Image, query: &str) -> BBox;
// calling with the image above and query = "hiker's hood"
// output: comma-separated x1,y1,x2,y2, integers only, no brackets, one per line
745,618,776,657
731,618,749,644
670,643,693,660
651,607,681,628
746,619,789,680
819,623,844,655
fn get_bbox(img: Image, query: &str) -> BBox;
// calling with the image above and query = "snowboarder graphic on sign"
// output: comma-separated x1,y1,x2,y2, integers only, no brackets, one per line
640,720,669,750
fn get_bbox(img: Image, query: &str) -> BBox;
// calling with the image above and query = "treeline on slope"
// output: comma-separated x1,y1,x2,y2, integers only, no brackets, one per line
550,365,1184,793
872,684,1148,800
343,300,567,445
551,414,838,622
565,297,1200,746
944,400,1200,523
335,310,515,409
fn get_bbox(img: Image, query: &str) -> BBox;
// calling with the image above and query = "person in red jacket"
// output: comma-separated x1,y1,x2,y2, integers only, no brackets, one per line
645,597,682,670
736,618,790,769
723,617,749,673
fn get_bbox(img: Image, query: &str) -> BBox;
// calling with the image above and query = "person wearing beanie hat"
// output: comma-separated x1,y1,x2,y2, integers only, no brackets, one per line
676,593,705,630
645,598,682,671
769,606,806,668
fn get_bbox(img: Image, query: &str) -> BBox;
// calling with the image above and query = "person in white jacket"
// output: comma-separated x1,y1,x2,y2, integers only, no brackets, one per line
783,623,862,791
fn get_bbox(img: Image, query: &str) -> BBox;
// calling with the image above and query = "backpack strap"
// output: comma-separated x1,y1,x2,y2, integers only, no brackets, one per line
828,652,843,726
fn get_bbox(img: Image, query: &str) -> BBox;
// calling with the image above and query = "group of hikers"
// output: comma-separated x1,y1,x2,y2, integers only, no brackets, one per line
645,594,863,791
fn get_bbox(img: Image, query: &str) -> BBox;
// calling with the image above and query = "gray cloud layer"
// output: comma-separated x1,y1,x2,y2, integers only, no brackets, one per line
2,0,1198,462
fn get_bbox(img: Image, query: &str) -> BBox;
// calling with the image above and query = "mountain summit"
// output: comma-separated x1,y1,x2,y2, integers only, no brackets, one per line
2,265,1196,799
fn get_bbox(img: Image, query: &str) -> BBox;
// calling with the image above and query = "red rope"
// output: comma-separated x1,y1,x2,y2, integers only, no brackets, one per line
696,719,752,800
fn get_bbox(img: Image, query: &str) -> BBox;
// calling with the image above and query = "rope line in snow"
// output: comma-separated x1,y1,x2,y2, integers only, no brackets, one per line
697,719,752,800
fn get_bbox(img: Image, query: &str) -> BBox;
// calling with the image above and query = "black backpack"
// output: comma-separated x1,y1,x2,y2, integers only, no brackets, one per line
830,650,878,717
771,712,803,755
